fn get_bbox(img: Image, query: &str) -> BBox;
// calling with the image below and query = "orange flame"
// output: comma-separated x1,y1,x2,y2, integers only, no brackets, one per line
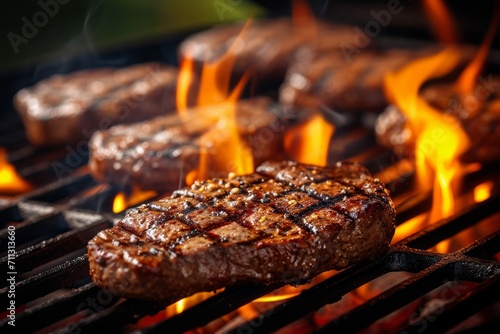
177,19,254,184
176,57,194,113
422,0,460,44
112,185,157,213
284,113,334,167
112,192,126,213
164,291,221,319
282,0,332,166
0,148,32,194
385,48,471,223
455,5,500,97
254,293,300,303
392,214,428,244
474,181,493,203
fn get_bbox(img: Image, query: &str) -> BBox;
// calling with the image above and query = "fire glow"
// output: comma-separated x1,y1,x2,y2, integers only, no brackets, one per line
0,148,32,195
284,113,334,166
283,0,334,166
177,20,254,184
385,48,471,222
385,11,498,254
112,186,157,213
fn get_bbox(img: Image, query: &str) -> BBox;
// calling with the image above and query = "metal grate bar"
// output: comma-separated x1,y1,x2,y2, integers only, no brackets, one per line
25,173,96,203
463,231,500,259
54,298,173,334
139,283,283,334
0,212,70,252
404,194,499,250
0,204,23,226
452,316,500,334
3,283,118,332
0,255,88,305
0,219,111,279
225,256,394,334
394,192,432,225
313,264,454,333
399,273,500,333
314,234,500,333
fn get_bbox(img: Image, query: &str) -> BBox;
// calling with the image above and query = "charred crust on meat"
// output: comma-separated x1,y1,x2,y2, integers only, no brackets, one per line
88,160,396,300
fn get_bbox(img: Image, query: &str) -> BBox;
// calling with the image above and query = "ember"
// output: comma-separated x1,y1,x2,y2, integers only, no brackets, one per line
0,148,32,195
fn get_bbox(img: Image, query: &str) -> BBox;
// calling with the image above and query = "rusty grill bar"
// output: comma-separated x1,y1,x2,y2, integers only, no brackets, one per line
0,109,499,334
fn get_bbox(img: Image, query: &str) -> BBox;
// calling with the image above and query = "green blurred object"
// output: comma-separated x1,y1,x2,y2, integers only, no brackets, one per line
0,0,266,71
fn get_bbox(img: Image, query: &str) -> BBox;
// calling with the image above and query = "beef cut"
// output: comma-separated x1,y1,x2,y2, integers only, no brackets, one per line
178,19,359,83
14,62,177,146
280,49,427,112
89,98,289,191
88,160,396,300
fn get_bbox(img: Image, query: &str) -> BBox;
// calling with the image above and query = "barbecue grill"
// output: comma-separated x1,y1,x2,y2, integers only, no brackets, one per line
1,1,500,333
1,111,499,333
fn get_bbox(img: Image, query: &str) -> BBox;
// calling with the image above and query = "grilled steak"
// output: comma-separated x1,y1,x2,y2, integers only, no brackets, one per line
88,160,396,300
179,19,358,82
14,62,177,146
376,75,500,163
89,98,289,191
280,49,426,112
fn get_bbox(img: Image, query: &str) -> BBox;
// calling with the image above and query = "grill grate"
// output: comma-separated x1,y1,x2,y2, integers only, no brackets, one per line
1,112,499,333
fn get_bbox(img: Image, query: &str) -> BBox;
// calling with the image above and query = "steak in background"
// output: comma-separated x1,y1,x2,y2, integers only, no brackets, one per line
89,98,291,191
14,62,177,146
280,49,430,112
178,19,359,83
88,160,396,300
376,75,500,163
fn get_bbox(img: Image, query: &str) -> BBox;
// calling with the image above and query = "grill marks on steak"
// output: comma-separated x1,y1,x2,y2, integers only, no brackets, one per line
89,98,287,191
88,161,395,300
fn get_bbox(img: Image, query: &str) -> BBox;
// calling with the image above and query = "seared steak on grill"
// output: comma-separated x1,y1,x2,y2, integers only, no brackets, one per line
179,19,358,82
89,98,288,191
280,49,426,112
14,62,177,146
88,160,396,300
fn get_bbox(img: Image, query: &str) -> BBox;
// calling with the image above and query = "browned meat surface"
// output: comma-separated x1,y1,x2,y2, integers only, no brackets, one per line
88,160,396,300
376,75,500,163
178,19,358,82
89,98,288,191
14,62,177,146
280,49,425,112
